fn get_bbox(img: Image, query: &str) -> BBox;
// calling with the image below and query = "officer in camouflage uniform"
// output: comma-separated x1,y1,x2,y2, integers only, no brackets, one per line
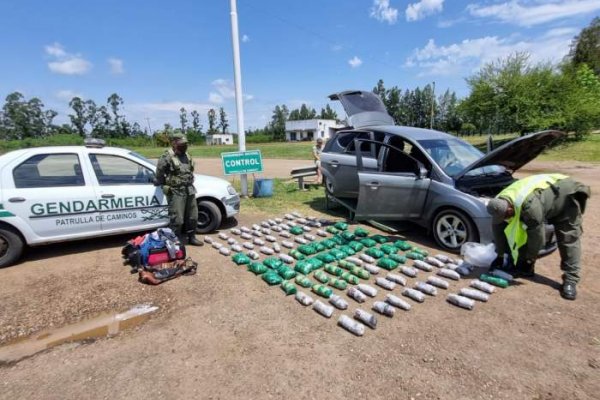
155,133,203,246
487,174,590,300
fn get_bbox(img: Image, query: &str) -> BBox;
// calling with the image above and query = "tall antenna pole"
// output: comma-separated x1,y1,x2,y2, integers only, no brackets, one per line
430,81,435,129
230,0,248,196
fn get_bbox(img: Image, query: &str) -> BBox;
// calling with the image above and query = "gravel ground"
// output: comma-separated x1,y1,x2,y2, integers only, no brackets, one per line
0,160,599,400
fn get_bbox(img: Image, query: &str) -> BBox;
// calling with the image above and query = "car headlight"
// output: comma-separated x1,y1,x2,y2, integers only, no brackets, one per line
227,185,237,195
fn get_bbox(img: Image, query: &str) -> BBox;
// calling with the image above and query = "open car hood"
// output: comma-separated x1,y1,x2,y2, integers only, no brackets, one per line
329,90,394,128
454,130,566,180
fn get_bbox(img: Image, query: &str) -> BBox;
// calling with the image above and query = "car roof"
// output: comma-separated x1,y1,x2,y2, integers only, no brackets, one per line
0,145,133,158
366,125,457,141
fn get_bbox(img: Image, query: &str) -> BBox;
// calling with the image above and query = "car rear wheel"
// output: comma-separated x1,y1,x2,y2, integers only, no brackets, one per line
196,200,222,234
0,226,24,268
432,209,478,253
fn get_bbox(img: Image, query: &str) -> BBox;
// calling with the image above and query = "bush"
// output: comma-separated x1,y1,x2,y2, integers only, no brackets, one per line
460,122,477,136
246,134,273,143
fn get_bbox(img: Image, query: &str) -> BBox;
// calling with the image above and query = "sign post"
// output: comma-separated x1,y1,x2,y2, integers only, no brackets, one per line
221,150,263,176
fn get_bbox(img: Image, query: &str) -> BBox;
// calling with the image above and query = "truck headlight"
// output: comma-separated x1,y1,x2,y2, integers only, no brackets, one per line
227,185,237,195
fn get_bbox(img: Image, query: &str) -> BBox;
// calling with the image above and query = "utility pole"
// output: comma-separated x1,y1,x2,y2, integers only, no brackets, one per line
229,0,248,196
430,81,435,129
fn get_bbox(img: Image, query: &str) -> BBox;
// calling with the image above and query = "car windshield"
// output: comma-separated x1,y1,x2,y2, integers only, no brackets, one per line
418,138,505,177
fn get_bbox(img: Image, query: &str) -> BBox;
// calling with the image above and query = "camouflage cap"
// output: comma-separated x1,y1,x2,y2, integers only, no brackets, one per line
170,133,188,144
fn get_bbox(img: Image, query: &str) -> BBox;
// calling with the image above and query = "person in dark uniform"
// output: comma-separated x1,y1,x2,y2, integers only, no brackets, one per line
486,174,590,300
155,133,202,246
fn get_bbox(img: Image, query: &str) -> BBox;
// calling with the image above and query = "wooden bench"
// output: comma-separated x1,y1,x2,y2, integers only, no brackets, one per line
290,165,318,190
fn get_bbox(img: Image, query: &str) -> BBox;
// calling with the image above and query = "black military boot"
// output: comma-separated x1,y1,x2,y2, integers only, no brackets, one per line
560,281,577,300
187,234,203,246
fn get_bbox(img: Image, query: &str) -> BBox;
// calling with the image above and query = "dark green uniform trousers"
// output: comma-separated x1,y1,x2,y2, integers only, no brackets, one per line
168,193,198,236
552,196,583,284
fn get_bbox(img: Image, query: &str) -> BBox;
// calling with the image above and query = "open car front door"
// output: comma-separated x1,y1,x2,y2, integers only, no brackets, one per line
354,139,431,221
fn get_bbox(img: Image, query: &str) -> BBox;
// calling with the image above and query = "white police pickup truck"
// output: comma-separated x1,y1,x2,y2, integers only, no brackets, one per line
0,140,240,267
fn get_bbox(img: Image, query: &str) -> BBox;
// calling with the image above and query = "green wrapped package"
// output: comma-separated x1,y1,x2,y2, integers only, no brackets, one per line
295,275,314,288
248,262,268,275
331,235,345,245
334,221,348,231
262,270,283,285
405,251,425,261
412,247,429,257
281,280,297,295
329,249,346,260
393,240,413,251
354,227,369,237
289,250,306,260
370,234,389,244
341,231,356,241
338,245,356,256
348,241,364,252
329,278,348,290
338,260,357,270
360,238,377,248
276,265,297,280
232,253,251,265
325,226,339,234
341,271,360,285
297,244,317,255
350,266,370,280
380,244,398,255
321,239,337,249
480,274,509,288
263,257,283,269
377,257,399,270
306,257,324,271
313,242,326,252
294,260,313,275
312,284,333,298
316,252,336,263
365,248,385,259
314,270,330,284
389,254,407,264
289,226,304,235
324,263,344,276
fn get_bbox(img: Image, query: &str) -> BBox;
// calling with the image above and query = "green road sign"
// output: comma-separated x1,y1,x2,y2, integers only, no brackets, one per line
221,150,263,175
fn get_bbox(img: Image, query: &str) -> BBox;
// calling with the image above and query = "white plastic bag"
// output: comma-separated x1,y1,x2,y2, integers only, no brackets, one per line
460,242,497,267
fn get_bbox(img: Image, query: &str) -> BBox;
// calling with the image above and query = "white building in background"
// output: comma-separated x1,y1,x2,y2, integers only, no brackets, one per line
285,119,344,142
206,133,234,145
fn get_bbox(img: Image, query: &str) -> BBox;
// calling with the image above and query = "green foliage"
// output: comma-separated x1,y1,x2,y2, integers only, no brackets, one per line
1,92,57,140
568,17,600,76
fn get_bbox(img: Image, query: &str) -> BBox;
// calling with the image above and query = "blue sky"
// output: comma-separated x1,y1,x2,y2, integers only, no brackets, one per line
1,0,598,132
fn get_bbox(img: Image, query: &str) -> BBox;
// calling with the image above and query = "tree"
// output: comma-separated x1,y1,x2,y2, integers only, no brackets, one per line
218,107,229,134
179,107,188,132
269,104,289,141
207,109,217,133
568,17,600,76
190,110,202,134
319,104,338,120
107,93,124,137
69,97,88,137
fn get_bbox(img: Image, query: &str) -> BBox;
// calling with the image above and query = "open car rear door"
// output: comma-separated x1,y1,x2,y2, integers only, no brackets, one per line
354,140,431,221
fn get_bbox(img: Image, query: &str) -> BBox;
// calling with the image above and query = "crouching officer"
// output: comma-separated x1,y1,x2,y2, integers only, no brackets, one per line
486,174,590,300
155,133,203,246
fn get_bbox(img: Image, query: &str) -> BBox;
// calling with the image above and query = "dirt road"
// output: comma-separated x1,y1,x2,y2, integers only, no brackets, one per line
1,160,599,400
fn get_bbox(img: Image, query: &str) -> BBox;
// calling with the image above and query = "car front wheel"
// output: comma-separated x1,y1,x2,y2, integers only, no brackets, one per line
196,200,222,233
432,209,478,253
0,225,24,268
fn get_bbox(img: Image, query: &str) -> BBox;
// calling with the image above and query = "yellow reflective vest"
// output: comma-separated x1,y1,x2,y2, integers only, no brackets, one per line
498,173,568,263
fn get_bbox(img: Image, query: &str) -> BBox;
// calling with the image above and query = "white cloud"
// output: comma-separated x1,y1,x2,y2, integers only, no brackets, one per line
348,56,363,68
45,42,92,75
108,57,124,74
242,34,250,42
406,0,444,21
55,90,82,101
467,0,600,27
405,28,575,76
209,92,224,104
370,0,398,24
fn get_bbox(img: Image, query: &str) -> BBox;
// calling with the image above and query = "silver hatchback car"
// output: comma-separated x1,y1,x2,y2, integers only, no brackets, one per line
321,90,563,252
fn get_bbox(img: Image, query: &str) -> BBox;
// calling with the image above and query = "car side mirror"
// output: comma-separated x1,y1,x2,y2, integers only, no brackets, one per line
418,167,428,179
